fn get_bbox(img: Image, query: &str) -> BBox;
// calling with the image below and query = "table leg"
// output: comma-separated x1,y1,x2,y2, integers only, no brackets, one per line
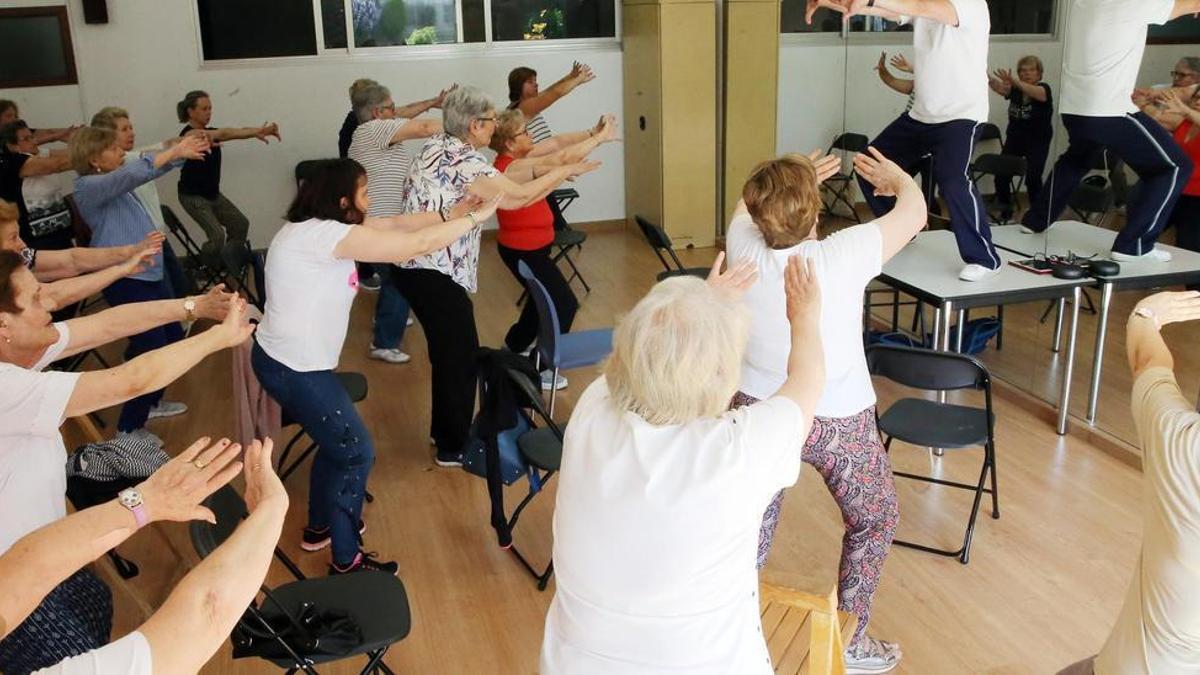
955,309,966,353
1086,283,1114,425
1052,298,1066,353
1057,288,1081,436
932,307,942,350
935,301,953,456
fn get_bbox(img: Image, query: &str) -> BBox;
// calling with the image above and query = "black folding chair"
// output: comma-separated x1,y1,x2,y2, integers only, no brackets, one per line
975,122,1003,150
1067,175,1115,227
633,215,710,282
970,153,1027,225
220,240,264,309
867,344,999,565
515,188,590,306
821,132,871,223
190,486,409,674
161,205,223,290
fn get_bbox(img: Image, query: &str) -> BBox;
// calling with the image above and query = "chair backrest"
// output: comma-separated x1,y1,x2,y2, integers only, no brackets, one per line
502,364,564,438
829,132,869,153
517,260,561,367
976,123,1002,143
294,160,323,189
972,153,1027,177
866,344,990,393
634,215,687,273
1069,179,1114,215
189,485,249,560
62,194,92,247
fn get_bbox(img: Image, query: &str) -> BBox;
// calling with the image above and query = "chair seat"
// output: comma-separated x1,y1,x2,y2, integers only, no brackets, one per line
260,571,411,667
518,427,562,471
556,328,613,370
655,268,710,282
878,398,991,449
554,229,587,248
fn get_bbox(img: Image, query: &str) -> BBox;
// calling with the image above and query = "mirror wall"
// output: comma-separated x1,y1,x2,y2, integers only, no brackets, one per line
775,1,1200,449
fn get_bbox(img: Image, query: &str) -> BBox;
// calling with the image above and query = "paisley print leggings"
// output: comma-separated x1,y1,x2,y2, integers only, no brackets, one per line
732,392,899,649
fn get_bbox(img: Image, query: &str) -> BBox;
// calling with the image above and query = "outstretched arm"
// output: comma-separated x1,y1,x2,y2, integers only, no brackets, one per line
394,84,456,119
507,117,618,181
41,248,158,311
516,62,596,118
878,52,915,96
470,162,600,210
61,285,233,358
1171,0,1200,20
208,122,281,144
854,147,927,262
31,233,165,282
338,196,502,263
1126,292,1200,377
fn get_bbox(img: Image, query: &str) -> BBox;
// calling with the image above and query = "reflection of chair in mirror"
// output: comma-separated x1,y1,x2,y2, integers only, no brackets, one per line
974,123,1003,156
970,153,1028,225
1067,175,1116,227
759,578,855,675
820,133,870,223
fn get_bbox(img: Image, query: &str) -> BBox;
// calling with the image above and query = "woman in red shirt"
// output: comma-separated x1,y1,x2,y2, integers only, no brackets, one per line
489,111,617,377
1155,88,1200,257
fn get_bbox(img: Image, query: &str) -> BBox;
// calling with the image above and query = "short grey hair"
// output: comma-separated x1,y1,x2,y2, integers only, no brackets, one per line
443,86,494,139
1181,57,1200,75
355,84,392,123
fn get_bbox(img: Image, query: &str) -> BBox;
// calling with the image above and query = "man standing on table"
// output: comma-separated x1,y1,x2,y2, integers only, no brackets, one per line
1022,0,1200,263
814,0,999,282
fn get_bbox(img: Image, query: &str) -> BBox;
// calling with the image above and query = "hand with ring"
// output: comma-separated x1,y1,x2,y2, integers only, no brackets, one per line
136,437,245,525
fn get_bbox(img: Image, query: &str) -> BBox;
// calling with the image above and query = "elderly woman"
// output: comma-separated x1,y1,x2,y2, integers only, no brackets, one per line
1142,88,1200,262
726,148,926,674
488,109,617,383
0,120,75,252
508,62,595,143
988,55,1054,219
0,100,77,145
393,85,598,467
70,126,210,440
176,90,280,251
0,250,244,672
540,254,823,673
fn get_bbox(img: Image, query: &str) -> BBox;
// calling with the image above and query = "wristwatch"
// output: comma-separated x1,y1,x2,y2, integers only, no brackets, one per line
1133,306,1160,330
118,488,148,529
184,298,197,323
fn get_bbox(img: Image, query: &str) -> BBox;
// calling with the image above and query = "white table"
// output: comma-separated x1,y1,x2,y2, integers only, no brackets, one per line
879,230,1091,434
990,221,1200,424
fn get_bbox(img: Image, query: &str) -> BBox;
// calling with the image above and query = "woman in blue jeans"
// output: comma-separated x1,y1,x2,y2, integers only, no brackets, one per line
252,158,497,574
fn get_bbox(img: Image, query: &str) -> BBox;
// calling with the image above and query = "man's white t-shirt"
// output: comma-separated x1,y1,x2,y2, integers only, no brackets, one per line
348,118,412,218
1095,367,1200,675
0,323,77,555
541,377,807,674
1060,0,1175,117
726,214,883,418
255,219,357,372
906,0,991,124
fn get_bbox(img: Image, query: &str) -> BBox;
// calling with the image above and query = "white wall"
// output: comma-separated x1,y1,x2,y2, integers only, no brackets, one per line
0,0,624,247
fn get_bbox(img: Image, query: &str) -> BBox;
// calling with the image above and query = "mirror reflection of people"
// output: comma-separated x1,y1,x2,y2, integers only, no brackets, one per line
1143,87,1200,265
987,56,1054,222
1022,1,1198,263
875,52,941,216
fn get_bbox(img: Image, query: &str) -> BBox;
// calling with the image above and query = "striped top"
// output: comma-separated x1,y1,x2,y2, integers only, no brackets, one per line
526,113,553,143
74,155,180,282
348,118,411,218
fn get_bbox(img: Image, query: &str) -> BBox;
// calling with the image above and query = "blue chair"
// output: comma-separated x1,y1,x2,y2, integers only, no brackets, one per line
517,261,613,416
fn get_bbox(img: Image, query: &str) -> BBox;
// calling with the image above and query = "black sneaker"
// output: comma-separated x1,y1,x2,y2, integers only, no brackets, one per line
329,551,398,576
435,450,463,468
301,520,366,552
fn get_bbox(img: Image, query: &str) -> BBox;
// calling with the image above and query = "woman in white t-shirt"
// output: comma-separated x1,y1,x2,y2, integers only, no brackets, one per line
726,148,927,674
252,157,499,576
541,253,825,674
0,251,250,672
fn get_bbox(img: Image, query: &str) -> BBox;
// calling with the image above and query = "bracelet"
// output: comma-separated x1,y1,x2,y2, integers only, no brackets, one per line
466,212,478,228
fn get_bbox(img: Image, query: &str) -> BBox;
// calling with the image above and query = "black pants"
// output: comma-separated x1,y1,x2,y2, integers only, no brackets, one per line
860,114,1000,269
497,243,579,354
995,128,1052,211
1024,112,1193,256
1169,193,1200,252
390,267,478,456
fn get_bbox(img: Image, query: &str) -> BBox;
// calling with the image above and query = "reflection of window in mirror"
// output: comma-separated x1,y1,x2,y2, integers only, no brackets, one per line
780,0,1057,36
779,3,841,33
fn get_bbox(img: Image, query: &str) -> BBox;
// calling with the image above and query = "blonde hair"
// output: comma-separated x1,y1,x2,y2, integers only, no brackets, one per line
68,126,117,174
604,276,748,425
0,200,16,224
489,109,525,153
349,78,378,101
742,154,822,249
1017,55,1044,78
90,106,129,129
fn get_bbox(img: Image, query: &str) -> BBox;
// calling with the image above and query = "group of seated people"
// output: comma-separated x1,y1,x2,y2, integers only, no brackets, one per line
2,16,1200,671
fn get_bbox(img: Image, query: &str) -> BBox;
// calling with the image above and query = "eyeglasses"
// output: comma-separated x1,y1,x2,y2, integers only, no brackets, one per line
1172,71,1197,80
516,129,529,137
475,116,497,124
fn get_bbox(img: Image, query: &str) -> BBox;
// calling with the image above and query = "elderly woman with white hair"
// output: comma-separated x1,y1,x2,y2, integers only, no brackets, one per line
393,85,599,467
539,254,826,674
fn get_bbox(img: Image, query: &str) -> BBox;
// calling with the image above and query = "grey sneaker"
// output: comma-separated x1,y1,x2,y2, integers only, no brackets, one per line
117,428,164,447
541,371,568,391
368,346,411,364
844,637,901,675
147,400,188,419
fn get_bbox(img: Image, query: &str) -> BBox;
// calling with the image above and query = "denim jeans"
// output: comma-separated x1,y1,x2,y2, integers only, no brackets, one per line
371,265,410,348
251,342,374,565
100,275,182,431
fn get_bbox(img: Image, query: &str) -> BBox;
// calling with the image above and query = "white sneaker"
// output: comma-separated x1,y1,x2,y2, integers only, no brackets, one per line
1112,248,1172,263
406,316,415,327
844,637,902,675
369,346,411,364
117,428,164,447
541,371,568,391
959,264,1001,282
147,400,188,419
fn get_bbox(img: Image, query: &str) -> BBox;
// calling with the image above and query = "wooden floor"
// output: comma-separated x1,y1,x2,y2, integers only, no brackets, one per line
91,222,1152,674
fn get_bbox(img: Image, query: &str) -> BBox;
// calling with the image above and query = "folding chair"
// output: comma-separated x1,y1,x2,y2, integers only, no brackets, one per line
633,215,710,282
191,486,409,674
974,122,1003,153
821,133,870,223
549,188,590,293
1067,176,1115,227
220,240,264,309
970,153,1027,225
161,204,223,290
866,344,999,564
518,261,613,417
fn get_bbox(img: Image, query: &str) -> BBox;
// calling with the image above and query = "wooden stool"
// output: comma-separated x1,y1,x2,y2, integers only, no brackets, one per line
759,580,857,675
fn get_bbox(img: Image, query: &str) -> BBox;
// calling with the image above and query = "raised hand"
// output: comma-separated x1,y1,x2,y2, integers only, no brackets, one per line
212,296,255,348
136,437,244,524
595,114,620,143
433,84,458,109
242,439,288,514
172,133,211,161
890,53,912,74
255,122,281,144
194,283,236,321
806,0,848,24
784,255,821,325
853,146,912,198
1134,291,1200,328
469,193,504,222
807,149,842,184
118,245,159,277
706,251,758,299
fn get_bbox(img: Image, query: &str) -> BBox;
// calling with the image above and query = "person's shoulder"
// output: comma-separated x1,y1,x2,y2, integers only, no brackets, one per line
494,153,514,170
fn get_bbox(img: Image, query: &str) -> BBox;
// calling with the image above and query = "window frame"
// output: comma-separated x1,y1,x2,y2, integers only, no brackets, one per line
192,0,622,69
0,5,79,88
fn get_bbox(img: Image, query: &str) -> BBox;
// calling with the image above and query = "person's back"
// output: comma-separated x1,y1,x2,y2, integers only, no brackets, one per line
1061,0,1174,117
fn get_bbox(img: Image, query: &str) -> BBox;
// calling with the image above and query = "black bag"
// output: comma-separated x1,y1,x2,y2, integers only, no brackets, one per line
232,596,363,661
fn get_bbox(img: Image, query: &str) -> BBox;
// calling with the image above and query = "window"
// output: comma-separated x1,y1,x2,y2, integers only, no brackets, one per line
782,0,1056,36
490,1,618,42
197,0,317,60
1149,19,1200,45
350,0,459,47
0,6,78,87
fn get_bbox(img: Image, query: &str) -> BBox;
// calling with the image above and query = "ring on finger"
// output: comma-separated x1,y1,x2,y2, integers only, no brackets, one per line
191,459,208,470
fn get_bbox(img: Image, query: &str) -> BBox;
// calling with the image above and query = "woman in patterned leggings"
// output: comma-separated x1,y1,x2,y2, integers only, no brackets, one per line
725,147,928,675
